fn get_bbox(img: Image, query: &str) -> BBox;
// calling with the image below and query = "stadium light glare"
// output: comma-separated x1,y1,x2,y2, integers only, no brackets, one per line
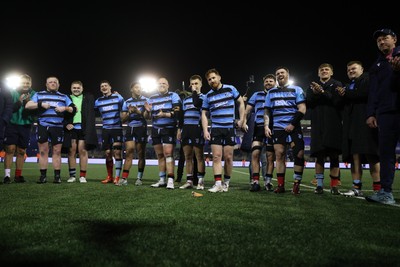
138,76,157,95
5,74,21,90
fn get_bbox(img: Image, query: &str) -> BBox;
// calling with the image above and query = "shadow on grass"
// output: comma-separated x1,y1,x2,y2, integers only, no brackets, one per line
0,219,169,267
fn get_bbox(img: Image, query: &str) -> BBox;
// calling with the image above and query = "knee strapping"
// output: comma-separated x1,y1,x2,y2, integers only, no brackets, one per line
294,156,304,167
265,145,274,153
166,156,173,163
291,145,302,158
251,146,262,153
112,145,122,150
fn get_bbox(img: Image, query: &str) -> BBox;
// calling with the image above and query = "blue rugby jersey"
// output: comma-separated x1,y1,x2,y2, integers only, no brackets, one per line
202,84,240,128
94,93,124,129
182,94,205,125
247,90,267,127
264,85,306,130
122,95,148,128
31,90,73,127
148,91,181,129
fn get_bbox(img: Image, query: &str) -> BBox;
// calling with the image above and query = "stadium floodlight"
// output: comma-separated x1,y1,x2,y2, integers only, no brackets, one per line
5,74,21,90
138,76,157,95
288,79,294,85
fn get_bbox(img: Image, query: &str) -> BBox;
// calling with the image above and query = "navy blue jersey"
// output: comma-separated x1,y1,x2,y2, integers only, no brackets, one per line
94,93,124,129
31,90,73,127
265,85,306,130
122,95,148,128
367,45,400,116
202,84,240,128
148,91,181,129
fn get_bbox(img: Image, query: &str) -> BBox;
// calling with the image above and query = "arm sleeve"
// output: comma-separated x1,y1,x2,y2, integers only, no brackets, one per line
192,92,203,108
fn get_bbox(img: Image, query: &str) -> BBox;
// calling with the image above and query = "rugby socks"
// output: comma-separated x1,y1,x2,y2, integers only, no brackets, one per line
115,159,123,178
373,181,381,191
69,168,76,178
106,159,113,177
330,175,340,187
15,169,22,178
252,173,260,184
137,168,144,179
277,173,285,187
316,173,324,187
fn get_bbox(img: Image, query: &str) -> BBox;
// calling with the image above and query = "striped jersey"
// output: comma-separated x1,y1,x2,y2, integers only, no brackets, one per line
31,90,73,127
94,93,124,129
264,85,306,130
122,95,148,128
148,91,181,129
247,90,267,127
182,94,205,125
202,84,240,128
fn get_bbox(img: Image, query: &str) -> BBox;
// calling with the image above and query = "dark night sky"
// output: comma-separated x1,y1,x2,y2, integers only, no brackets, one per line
0,2,397,99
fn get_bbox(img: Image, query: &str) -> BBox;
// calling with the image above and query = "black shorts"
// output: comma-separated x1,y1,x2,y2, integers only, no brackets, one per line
273,128,304,149
4,124,32,148
101,128,123,150
252,125,274,151
125,126,148,144
70,128,85,141
252,125,269,143
151,127,176,145
37,125,64,145
181,125,204,146
265,143,274,152
210,128,236,146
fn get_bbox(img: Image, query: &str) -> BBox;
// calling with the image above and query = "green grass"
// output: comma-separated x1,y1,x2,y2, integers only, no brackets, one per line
1,163,400,267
